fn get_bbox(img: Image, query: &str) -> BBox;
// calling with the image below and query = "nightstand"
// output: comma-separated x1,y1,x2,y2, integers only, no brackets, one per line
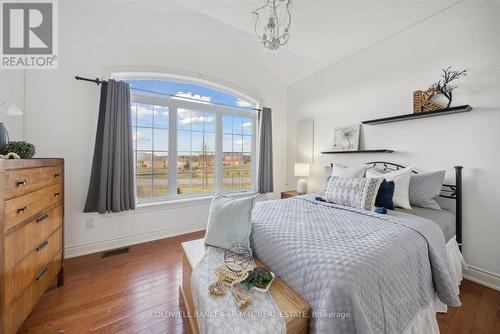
281,190,300,199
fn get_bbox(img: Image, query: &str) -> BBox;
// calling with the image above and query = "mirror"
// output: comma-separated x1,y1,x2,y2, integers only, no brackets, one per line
0,71,25,141
296,118,314,163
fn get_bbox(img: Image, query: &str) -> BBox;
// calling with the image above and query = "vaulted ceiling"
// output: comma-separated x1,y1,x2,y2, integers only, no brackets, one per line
102,0,461,85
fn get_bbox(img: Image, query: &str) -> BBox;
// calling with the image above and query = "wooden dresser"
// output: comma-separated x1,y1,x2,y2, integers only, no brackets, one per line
0,159,64,334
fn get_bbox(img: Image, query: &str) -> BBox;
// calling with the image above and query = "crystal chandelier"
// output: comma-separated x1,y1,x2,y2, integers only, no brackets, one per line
253,0,292,51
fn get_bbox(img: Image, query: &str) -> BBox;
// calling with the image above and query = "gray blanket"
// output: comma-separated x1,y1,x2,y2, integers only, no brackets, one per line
250,195,460,334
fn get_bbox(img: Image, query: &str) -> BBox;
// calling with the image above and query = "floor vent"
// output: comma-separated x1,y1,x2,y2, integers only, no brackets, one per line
101,247,130,258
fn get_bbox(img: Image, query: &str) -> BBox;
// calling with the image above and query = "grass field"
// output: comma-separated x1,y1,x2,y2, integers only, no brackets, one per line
136,164,252,198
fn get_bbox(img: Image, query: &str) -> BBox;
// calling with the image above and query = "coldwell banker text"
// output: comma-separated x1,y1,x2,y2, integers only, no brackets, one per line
1,0,58,69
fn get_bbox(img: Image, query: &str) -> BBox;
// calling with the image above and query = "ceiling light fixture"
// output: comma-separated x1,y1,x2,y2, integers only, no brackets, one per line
252,0,292,51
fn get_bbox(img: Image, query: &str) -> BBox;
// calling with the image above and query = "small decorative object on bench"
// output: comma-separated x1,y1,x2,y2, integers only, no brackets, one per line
181,239,310,334
231,284,252,309
245,266,276,292
208,243,253,308
224,242,252,272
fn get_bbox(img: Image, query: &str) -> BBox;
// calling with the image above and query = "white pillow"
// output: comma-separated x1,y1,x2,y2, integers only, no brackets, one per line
204,194,256,250
366,166,413,209
331,165,367,178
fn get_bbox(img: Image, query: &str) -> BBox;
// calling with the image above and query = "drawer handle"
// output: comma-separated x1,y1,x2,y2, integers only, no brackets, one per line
36,267,48,281
17,206,28,214
36,213,49,223
54,192,61,197
36,240,49,252
16,179,27,186
54,173,61,178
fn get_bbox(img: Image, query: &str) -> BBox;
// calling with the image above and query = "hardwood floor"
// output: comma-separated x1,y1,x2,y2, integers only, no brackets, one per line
19,231,499,334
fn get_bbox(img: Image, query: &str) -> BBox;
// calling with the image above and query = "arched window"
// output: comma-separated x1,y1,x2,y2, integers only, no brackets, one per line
120,77,258,203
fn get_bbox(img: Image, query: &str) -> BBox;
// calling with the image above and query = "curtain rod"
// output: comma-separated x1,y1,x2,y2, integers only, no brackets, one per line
74,75,263,112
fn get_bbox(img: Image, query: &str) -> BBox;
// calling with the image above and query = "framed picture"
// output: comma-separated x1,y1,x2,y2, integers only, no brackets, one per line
333,124,360,151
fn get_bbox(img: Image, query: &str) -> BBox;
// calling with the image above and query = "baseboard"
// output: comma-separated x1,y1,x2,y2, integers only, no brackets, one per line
64,222,206,259
463,265,500,291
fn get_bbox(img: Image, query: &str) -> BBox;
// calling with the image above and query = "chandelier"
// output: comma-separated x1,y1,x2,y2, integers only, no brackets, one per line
252,0,292,51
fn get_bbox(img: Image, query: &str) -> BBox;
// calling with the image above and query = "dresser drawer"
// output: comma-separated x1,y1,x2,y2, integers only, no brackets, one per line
4,227,62,307
5,205,63,272
4,165,63,200
4,183,63,233
5,250,62,334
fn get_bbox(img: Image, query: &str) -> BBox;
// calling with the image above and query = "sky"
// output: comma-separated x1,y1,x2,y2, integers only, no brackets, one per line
128,80,254,156
125,79,255,109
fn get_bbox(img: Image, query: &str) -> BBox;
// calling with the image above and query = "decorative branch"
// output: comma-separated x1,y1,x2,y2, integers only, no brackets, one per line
435,66,467,108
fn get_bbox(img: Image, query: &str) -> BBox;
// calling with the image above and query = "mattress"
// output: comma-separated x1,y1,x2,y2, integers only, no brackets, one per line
389,207,456,242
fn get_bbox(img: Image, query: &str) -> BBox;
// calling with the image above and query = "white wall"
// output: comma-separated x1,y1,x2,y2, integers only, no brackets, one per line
22,0,288,257
287,1,500,280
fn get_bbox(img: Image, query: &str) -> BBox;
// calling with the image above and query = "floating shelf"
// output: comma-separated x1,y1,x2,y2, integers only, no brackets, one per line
362,105,472,125
321,149,394,154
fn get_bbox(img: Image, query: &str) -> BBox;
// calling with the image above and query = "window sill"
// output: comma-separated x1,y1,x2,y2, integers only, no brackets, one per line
136,191,256,210
98,191,256,218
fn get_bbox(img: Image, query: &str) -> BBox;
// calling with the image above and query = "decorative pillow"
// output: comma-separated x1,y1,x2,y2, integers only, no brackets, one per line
204,194,256,251
375,179,395,210
366,166,413,209
409,170,445,210
331,165,367,178
324,176,383,211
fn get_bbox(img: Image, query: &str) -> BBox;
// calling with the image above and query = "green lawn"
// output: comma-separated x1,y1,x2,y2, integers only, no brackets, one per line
136,165,252,198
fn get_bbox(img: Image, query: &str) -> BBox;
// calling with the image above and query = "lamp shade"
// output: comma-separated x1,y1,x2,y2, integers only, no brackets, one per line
294,163,310,177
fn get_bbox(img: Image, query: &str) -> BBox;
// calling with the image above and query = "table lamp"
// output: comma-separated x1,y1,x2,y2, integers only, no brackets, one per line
294,163,310,194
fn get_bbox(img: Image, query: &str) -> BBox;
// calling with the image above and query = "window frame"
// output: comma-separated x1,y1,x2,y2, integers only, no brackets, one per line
131,90,257,205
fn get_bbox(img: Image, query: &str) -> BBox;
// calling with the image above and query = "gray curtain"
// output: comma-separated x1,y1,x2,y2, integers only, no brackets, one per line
257,107,274,193
84,80,136,213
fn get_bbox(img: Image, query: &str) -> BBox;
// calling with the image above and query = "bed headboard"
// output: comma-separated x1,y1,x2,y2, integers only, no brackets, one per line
325,162,463,250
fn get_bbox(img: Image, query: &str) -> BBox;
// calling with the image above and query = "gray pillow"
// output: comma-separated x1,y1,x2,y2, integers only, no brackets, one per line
409,170,445,210
324,176,382,211
331,165,367,178
204,194,256,250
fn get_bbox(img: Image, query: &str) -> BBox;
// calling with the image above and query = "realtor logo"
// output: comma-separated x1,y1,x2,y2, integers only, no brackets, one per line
1,0,58,69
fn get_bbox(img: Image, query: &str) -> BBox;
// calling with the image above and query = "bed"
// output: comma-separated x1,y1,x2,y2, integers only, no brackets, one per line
250,162,464,334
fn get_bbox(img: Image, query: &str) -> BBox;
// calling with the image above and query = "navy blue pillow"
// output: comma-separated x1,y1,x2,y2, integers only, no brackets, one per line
375,180,395,210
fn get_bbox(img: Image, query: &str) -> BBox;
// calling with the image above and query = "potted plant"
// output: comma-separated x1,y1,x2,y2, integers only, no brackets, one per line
1,141,36,159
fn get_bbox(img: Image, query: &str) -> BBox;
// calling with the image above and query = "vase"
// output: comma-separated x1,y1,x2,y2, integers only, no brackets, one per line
0,123,9,152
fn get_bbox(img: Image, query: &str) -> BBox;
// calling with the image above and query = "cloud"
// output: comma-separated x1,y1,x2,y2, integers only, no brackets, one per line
173,91,212,104
178,108,214,124
236,99,254,108
134,131,150,141
136,104,156,118
241,122,252,128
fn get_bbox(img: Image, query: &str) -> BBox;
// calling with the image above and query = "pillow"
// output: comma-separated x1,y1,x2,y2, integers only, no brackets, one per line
409,170,445,210
204,194,256,251
366,166,413,209
331,165,367,178
375,179,395,210
324,176,383,211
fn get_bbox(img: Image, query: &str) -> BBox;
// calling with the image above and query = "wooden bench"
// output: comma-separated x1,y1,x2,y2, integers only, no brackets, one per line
180,239,310,334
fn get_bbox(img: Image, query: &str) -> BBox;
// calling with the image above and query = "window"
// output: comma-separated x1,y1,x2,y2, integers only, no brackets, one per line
223,115,253,191
127,78,257,204
177,109,216,194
